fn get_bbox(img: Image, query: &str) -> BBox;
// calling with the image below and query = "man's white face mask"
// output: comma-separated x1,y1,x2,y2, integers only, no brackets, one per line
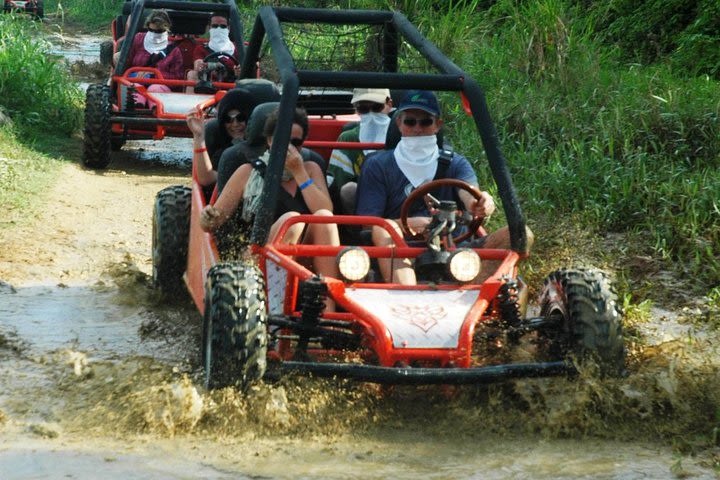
358,112,390,153
394,134,439,187
143,31,168,54
208,26,234,55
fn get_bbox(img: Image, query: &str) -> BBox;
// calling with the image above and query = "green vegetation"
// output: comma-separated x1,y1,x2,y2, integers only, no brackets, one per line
0,14,82,224
0,14,83,134
445,0,720,289
0,127,65,227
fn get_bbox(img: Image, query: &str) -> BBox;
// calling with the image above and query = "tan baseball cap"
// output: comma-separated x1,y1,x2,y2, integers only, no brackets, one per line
351,88,390,104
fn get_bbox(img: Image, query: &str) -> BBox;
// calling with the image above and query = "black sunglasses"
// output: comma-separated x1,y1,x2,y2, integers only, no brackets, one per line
402,117,435,128
290,138,304,148
147,27,167,34
223,112,247,124
355,103,385,114
210,24,228,29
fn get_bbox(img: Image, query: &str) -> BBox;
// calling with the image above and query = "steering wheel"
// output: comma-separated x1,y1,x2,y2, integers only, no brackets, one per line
399,179,485,244
202,51,239,80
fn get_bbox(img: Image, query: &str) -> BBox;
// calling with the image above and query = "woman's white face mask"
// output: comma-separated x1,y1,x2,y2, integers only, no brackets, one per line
143,31,168,53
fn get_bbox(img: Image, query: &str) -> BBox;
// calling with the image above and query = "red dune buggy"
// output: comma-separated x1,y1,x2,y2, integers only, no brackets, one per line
83,0,245,169
3,0,43,18
152,7,625,389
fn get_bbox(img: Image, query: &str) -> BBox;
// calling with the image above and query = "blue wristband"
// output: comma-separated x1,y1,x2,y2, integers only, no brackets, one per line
299,178,314,191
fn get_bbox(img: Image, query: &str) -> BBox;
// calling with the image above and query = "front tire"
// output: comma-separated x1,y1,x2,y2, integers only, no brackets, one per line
202,263,267,390
538,267,625,375
83,84,112,169
152,185,191,299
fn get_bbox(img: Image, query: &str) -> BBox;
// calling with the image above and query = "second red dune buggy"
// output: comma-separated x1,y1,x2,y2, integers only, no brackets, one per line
83,0,245,169
152,7,625,389
3,0,43,18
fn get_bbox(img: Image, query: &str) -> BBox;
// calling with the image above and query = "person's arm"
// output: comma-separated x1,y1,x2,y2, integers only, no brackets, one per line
286,146,333,213
200,163,253,231
453,154,495,219
187,109,217,187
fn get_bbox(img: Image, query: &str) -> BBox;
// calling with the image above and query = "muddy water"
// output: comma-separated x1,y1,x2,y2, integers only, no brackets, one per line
1,27,719,480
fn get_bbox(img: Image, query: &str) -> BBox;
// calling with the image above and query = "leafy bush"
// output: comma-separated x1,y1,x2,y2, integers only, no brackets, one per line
0,14,82,135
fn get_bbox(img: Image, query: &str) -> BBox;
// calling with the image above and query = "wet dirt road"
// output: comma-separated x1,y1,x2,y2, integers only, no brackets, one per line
1,27,719,480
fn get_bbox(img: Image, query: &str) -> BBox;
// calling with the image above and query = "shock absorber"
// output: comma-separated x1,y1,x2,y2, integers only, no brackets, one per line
294,275,327,360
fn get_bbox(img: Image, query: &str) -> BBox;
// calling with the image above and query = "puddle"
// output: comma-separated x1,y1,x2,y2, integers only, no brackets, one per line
0,284,197,362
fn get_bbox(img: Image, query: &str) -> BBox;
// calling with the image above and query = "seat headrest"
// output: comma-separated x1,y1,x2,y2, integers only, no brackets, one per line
245,102,280,147
235,79,281,105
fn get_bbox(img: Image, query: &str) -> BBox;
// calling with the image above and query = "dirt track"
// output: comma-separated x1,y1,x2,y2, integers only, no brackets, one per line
0,157,186,285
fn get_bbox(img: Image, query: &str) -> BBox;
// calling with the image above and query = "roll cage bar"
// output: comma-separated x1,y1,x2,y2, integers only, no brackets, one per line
244,7,528,254
114,0,244,77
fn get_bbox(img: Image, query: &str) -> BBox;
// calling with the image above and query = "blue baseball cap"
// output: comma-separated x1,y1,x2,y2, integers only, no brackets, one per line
397,90,441,116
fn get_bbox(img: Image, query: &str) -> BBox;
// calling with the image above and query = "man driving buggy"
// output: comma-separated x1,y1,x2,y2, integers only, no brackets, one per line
356,90,531,285
186,11,240,93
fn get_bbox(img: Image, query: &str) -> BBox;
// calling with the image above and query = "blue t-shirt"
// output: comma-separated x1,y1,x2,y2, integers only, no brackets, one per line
356,150,478,219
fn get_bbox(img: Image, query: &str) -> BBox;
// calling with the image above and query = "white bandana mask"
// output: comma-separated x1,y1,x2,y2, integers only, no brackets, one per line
208,27,234,55
143,31,168,54
358,112,390,154
394,135,439,188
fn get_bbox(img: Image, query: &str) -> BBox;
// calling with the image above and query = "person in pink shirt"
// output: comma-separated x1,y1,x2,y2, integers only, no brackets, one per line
121,10,184,107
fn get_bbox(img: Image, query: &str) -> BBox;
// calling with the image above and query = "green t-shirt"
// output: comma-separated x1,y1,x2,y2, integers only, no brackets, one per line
327,126,364,191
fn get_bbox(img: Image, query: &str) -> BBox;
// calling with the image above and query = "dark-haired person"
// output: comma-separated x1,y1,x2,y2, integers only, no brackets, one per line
200,108,340,282
356,90,533,285
114,10,184,107
327,88,393,214
186,88,257,187
186,12,240,93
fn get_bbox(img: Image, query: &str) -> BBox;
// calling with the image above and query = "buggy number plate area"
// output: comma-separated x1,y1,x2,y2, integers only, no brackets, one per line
344,289,479,349
266,259,288,315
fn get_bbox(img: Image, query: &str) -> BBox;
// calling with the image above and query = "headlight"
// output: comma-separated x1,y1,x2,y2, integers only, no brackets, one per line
337,247,371,282
447,249,481,283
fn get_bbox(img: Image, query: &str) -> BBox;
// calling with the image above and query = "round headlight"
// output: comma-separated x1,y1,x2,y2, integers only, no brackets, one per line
447,249,481,283
337,247,371,282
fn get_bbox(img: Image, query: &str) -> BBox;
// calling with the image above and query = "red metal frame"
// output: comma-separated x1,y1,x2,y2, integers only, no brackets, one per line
110,67,233,140
183,112,524,372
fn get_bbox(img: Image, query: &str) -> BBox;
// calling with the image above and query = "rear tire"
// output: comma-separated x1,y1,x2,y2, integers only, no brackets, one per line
152,185,191,299
538,267,625,375
99,40,113,66
203,263,267,390
83,84,112,169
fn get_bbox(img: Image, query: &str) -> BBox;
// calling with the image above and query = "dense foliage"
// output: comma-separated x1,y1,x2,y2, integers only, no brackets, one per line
0,14,82,134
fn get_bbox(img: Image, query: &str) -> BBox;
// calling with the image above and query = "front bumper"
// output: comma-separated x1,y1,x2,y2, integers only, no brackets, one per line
268,360,575,385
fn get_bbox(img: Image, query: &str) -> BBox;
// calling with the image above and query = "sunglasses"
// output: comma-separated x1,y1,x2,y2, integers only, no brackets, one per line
402,117,435,128
355,103,385,114
210,24,228,29
223,112,247,124
290,138,304,148
147,27,167,34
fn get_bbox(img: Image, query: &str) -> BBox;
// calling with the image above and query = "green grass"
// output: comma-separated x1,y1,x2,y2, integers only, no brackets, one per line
0,127,69,228
0,14,83,135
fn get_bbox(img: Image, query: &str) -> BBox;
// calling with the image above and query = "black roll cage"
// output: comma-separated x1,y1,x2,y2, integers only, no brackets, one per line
114,0,244,78
244,7,528,254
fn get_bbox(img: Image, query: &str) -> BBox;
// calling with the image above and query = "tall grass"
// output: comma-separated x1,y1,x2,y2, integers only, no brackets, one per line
437,0,720,286
0,14,82,135
43,0,125,27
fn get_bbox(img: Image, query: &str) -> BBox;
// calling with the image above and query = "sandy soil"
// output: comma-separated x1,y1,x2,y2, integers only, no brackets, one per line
0,159,185,285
